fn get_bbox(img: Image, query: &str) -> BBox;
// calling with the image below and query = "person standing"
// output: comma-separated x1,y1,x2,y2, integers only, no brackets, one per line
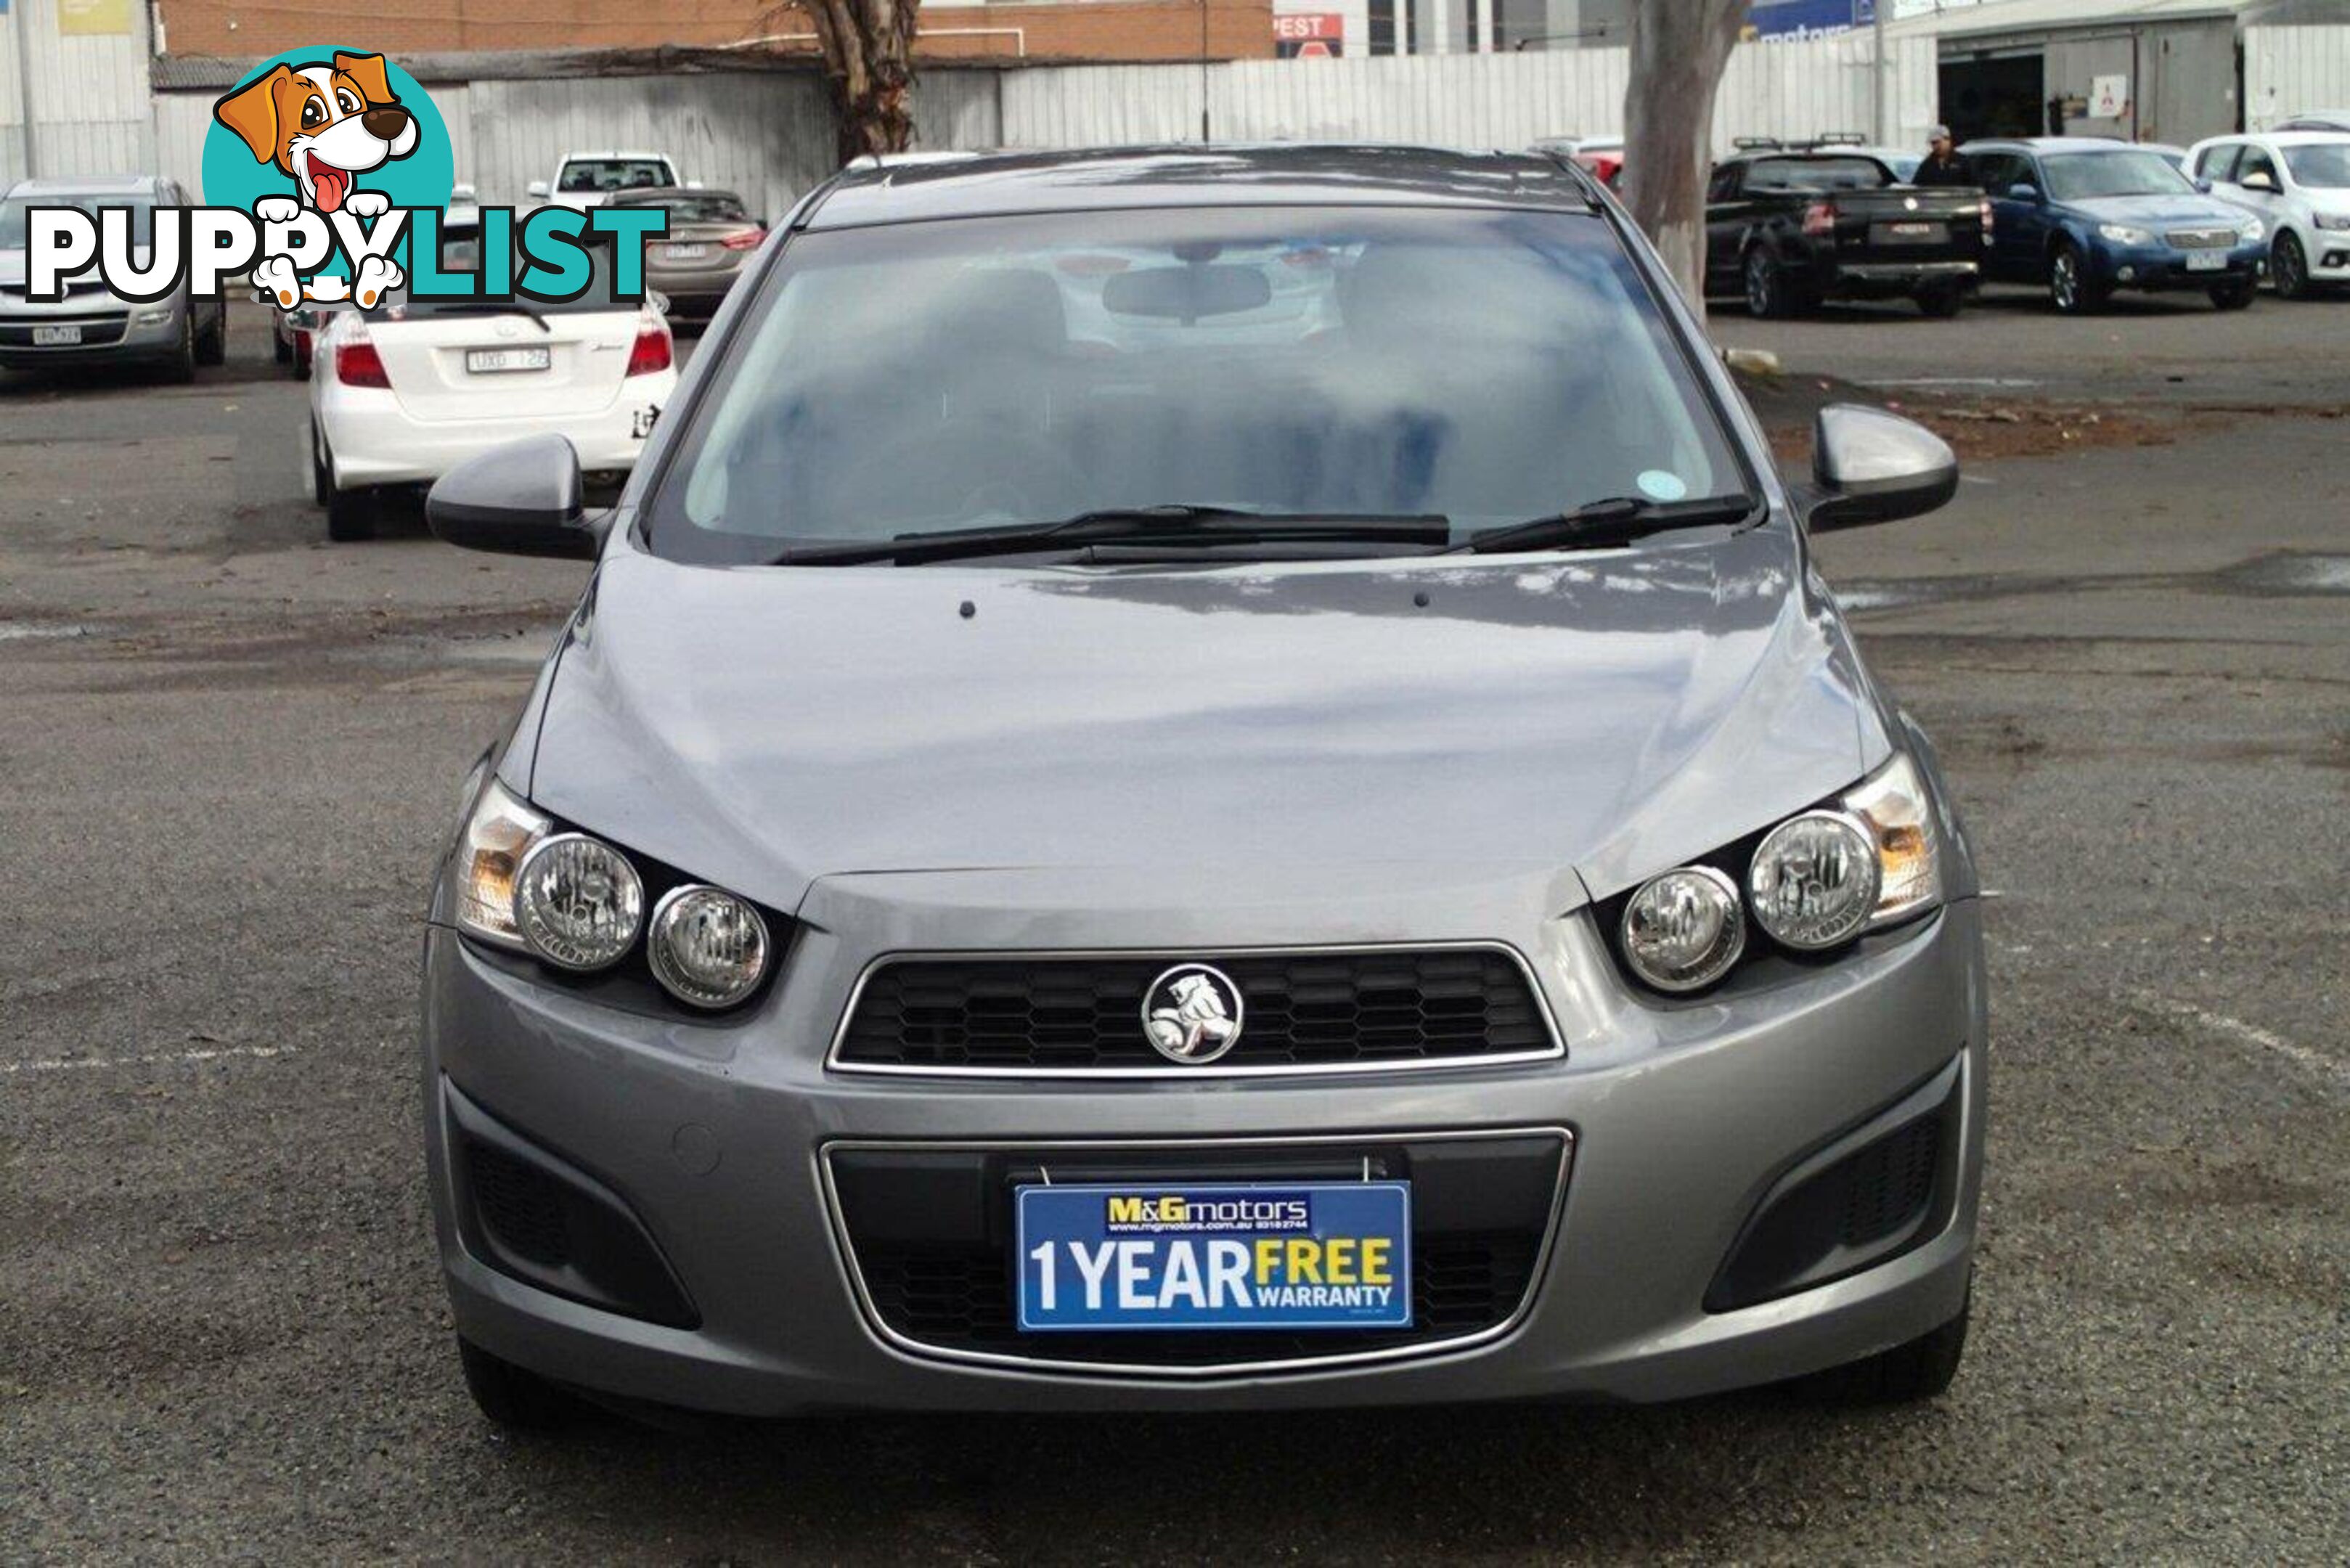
1913,126,1973,187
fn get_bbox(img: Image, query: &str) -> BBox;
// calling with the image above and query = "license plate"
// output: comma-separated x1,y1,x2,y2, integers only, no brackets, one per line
2184,250,2227,271
1874,221,1944,244
32,324,83,346
664,243,709,261
465,346,552,374
1016,1181,1411,1332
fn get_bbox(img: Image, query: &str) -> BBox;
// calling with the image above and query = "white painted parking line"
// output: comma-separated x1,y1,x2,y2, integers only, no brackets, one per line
2132,992,2350,1093
1,1043,298,1076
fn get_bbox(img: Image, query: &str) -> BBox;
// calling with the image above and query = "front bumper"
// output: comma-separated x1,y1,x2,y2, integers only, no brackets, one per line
2092,239,2264,292
421,864,1988,1415
0,295,184,365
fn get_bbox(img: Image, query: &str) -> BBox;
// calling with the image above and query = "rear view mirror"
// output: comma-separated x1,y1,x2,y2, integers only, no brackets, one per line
1102,264,1272,322
426,435,599,558
1802,404,1958,532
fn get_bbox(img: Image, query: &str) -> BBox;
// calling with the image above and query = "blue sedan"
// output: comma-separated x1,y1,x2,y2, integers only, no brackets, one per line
1962,137,2264,313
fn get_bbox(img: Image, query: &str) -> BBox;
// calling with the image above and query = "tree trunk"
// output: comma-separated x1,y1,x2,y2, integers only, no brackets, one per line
791,0,923,165
1620,1,1748,318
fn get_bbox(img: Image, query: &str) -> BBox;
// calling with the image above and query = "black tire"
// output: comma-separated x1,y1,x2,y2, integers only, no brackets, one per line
195,302,226,367
1798,1291,1970,1405
161,309,197,384
2209,278,2258,311
1744,247,1798,320
2048,240,2105,315
2271,231,2311,300
1915,283,1965,319
309,423,332,508
273,325,292,365
457,1338,580,1430
319,436,377,542
293,333,312,383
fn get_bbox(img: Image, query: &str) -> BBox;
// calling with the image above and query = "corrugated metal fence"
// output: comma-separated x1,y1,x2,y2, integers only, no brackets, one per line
0,0,155,183
2244,25,2350,130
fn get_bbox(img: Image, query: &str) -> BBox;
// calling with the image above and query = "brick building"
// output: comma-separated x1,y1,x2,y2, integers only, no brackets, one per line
152,0,1278,63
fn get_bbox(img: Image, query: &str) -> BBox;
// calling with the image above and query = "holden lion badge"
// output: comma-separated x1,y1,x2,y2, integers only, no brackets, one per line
1143,965,1244,1064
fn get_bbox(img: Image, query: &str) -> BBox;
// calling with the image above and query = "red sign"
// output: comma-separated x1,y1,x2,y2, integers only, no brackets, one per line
1275,12,1345,54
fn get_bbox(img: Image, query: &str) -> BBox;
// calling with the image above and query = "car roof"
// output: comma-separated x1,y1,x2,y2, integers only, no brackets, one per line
4,173,166,197
1961,136,2155,155
606,184,745,205
558,151,674,162
804,144,1601,230
2226,129,2350,147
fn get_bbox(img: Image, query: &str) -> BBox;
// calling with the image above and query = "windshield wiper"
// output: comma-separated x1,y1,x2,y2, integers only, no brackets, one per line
415,301,553,333
1445,494,1760,555
772,505,1453,566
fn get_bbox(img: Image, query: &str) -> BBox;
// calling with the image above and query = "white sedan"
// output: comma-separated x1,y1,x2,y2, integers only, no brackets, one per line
2187,131,2350,299
306,240,677,541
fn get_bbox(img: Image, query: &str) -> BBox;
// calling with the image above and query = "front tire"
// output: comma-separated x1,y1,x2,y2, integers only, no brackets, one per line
456,1338,580,1430
161,309,197,384
2048,241,2105,314
1798,1291,1970,1405
2209,278,2257,311
195,303,226,367
2271,231,2311,300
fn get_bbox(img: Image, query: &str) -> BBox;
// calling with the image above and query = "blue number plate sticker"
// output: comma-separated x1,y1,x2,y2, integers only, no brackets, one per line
1016,1181,1412,1331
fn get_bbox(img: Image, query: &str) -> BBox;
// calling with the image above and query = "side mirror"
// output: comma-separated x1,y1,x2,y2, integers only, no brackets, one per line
526,179,550,200
2193,176,2215,193
425,435,599,558
2007,182,2041,203
2241,169,2279,193
450,182,478,204
1801,404,1958,532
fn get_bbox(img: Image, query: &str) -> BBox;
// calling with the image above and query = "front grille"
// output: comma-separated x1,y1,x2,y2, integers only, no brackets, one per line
860,1236,1537,1366
834,947,1554,1072
2166,227,2237,249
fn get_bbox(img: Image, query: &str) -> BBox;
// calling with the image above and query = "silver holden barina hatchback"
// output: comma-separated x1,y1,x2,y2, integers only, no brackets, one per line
418,146,1987,1428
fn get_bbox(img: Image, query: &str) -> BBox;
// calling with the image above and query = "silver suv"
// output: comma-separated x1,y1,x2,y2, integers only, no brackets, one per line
0,175,227,382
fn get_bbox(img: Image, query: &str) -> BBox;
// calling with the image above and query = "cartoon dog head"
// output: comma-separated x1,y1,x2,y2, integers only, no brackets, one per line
213,53,417,215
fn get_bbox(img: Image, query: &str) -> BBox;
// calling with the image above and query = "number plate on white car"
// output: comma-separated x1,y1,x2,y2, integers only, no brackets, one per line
465,346,552,374
2184,251,2227,272
31,324,83,346
663,243,709,261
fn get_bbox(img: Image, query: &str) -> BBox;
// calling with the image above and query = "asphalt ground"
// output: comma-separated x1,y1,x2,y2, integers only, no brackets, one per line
2,294,2346,1561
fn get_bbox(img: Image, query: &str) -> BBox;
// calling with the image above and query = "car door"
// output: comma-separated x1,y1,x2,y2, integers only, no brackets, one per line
1703,163,1747,293
2228,143,2288,234
1967,153,2033,280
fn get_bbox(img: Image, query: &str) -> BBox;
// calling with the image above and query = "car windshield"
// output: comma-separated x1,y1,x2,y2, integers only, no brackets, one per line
386,233,636,317
645,205,1747,564
0,193,156,249
1745,156,1891,191
621,192,752,224
2283,143,2350,189
2041,150,2194,201
558,158,672,194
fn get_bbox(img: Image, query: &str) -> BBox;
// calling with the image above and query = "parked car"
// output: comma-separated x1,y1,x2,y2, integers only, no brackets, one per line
415,145,1986,1429
271,302,319,380
1962,137,2264,313
2186,131,2350,298
1704,148,1987,317
529,152,685,210
2139,142,2191,174
601,186,765,325
307,225,676,540
1531,135,1623,187
0,175,227,381
2274,110,2350,133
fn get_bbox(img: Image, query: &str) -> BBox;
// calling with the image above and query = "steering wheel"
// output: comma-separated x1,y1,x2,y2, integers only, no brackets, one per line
850,421,1092,529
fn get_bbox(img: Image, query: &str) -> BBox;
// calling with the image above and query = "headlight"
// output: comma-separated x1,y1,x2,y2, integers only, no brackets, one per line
1620,866,1745,994
1748,812,1881,952
136,306,176,324
453,777,550,950
2238,218,2266,242
514,833,644,971
2314,213,2350,232
648,884,770,1009
2097,223,2153,245
1840,750,1945,929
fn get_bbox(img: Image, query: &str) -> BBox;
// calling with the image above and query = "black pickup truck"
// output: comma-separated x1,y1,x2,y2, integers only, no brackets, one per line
1704,149,1988,319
